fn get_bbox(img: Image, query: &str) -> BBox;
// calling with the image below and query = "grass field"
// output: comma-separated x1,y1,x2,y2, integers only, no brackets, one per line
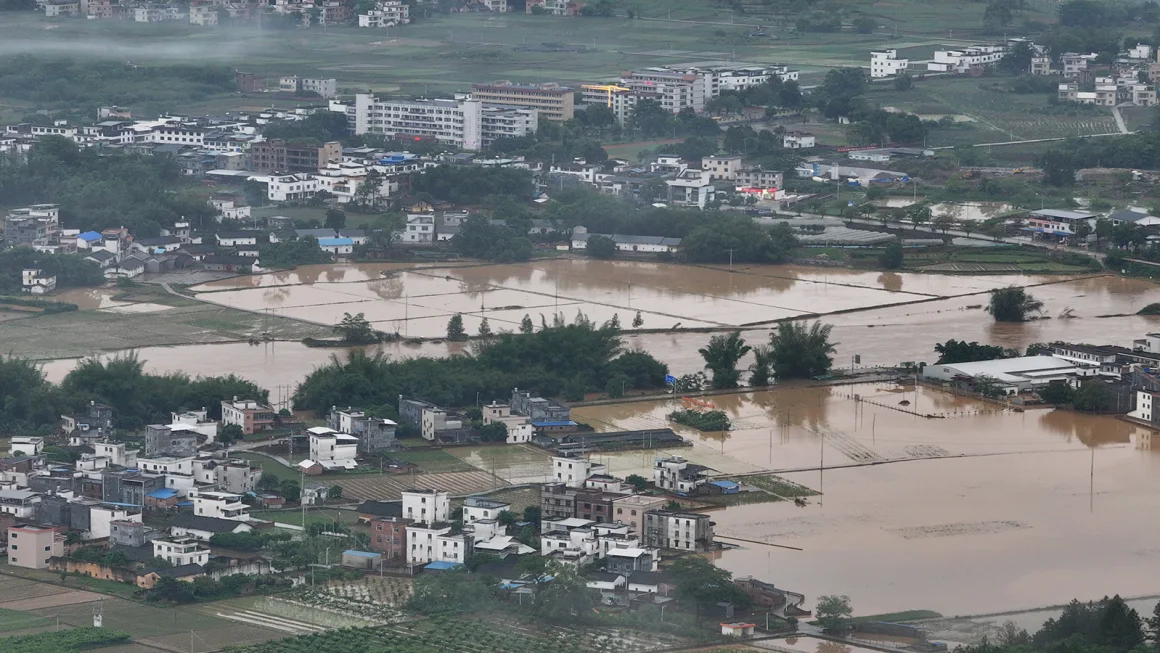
0,607,52,633
869,77,1120,146
233,453,300,483
0,0,1067,115
250,508,361,528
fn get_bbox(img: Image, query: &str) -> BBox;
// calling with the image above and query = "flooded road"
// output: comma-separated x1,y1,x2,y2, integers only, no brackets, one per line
571,385,1160,616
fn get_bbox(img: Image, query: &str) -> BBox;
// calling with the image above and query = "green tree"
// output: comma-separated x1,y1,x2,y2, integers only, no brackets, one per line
893,73,914,91
479,422,508,442
218,423,243,446
1039,380,1075,405
632,311,644,328
667,556,751,618
280,479,300,502
625,474,649,491
327,485,343,500
478,317,492,337
522,505,541,524
908,204,932,231
586,234,617,259
334,312,376,343
324,208,346,231
699,331,751,389
519,314,535,334
815,595,854,633
934,339,1010,364
987,287,1044,322
878,242,903,269
446,314,467,340
1074,379,1110,412
769,321,836,379
749,344,775,387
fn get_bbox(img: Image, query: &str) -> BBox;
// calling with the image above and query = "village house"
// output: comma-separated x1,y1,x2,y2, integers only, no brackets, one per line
6,525,64,569
220,398,276,435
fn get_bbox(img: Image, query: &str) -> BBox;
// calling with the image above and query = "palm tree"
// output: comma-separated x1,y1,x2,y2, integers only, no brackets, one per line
698,331,751,389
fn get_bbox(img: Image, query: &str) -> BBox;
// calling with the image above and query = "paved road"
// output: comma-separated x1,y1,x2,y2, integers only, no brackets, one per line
1112,105,1129,134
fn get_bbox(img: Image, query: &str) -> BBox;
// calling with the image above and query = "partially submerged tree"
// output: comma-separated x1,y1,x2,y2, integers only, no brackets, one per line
446,314,467,341
987,286,1043,322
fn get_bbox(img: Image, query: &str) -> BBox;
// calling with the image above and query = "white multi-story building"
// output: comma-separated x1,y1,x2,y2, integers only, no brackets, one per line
278,76,338,99
870,50,909,78
406,524,472,565
307,426,359,470
926,45,1006,73
783,132,816,149
0,490,40,519
551,455,607,488
402,214,435,243
358,0,410,26
250,173,321,202
666,169,716,209
621,68,708,113
402,489,450,526
352,94,537,151
653,455,711,494
481,402,534,444
189,490,250,521
462,497,511,524
152,537,210,566
20,269,56,296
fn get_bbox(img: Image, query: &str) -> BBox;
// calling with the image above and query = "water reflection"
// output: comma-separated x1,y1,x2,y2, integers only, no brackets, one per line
1038,409,1134,446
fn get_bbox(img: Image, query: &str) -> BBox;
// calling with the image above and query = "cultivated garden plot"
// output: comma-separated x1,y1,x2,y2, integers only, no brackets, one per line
227,615,697,653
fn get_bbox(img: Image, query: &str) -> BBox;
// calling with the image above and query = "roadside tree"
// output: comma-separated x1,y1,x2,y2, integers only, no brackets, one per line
446,314,467,340
699,331,751,389
769,321,836,379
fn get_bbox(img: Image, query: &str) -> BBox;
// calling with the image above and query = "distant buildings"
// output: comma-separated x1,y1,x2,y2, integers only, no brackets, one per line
471,81,575,121
277,76,338,99
220,398,277,435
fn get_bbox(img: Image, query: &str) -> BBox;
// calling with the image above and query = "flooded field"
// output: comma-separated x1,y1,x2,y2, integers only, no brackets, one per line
570,385,1160,616
187,260,1051,337
41,271,1160,394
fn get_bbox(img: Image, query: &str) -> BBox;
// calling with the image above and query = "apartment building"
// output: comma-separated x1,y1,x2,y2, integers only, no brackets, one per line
471,81,574,121
621,68,707,113
402,489,450,527
870,50,908,78
250,139,342,173
352,94,536,151
701,154,743,182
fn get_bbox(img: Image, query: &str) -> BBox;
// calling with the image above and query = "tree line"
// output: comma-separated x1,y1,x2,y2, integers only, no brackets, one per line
0,136,216,238
0,353,266,433
292,318,670,415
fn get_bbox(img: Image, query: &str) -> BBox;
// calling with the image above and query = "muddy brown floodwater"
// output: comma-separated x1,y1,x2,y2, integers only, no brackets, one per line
37,262,1160,616
572,385,1160,617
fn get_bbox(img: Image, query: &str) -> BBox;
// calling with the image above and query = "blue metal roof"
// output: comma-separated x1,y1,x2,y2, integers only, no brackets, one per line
343,550,381,558
709,480,740,489
147,488,179,499
78,231,102,241
318,237,354,247
424,561,462,570
531,420,577,427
